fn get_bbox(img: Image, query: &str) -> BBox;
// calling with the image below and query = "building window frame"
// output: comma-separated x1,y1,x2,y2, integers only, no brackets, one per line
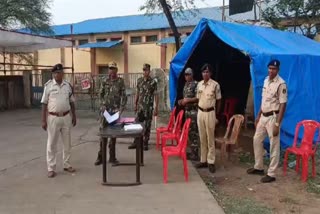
96,38,107,43
78,39,89,45
145,35,158,43
130,36,142,44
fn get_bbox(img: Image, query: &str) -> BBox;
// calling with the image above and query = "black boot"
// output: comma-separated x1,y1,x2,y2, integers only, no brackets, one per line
109,139,119,166
94,152,102,166
128,137,138,149
128,142,136,149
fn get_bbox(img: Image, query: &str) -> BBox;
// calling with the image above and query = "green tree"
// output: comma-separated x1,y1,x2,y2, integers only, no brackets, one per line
140,0,199,52
0,0,53,34
263,0,320,38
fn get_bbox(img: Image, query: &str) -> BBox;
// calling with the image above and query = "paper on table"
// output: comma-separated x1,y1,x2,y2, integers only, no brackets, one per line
103,110,119,124
124,124,143,131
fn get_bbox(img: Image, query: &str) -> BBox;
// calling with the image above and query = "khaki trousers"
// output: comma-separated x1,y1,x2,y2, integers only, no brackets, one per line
197,110,216,164
47,114,72,171
253,114,280,177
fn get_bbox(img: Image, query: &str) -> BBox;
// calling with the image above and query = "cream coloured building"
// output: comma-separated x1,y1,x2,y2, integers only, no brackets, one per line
34,7,254,74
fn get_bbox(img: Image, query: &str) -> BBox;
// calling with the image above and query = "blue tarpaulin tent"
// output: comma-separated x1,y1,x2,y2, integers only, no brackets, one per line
169,18,320,148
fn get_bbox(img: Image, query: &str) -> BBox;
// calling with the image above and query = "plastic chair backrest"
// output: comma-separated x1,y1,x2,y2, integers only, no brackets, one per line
223,114,244,144
292,120,320,151
224,98,238,115
177,118,192,153
167,107,177,130
172,110,184,135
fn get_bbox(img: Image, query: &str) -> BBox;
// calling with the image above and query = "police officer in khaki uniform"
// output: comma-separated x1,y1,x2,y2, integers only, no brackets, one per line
195,63,221,173
41,63,77,178
247,59,287,183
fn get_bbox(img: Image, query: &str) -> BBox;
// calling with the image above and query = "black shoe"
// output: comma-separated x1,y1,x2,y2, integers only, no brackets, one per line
128,143,136,149
144,145,149,151
109,158,119,166
208,164,216,173
195,162,208,168
261,175,276,183
94,155,102,166
247,168,265,175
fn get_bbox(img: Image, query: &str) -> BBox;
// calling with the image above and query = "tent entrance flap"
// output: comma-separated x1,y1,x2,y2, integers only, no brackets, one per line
176,28,252,116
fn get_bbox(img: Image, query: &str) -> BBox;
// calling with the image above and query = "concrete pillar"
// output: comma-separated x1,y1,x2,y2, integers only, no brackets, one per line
160,29,167,69
23,71,32,108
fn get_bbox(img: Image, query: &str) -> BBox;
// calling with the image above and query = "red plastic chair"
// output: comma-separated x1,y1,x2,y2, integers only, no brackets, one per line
162,118,191,183
160,110,184,150
156,107,177,150
283,120,320,182
222,98,238,124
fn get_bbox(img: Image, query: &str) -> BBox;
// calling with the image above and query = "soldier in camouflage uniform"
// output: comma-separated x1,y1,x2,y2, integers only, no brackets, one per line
178,68,200,161
94,61,127,166
128,63,159,151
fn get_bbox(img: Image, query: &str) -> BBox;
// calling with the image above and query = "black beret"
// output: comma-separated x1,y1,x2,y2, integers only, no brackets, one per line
52,63,64,73
268,59,280,68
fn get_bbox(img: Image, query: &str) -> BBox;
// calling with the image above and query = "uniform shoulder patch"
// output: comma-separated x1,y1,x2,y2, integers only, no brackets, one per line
44,79,52,86
282,88,287,94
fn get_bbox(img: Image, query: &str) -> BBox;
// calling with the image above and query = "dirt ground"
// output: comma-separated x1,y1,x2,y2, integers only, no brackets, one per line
196,125,320,214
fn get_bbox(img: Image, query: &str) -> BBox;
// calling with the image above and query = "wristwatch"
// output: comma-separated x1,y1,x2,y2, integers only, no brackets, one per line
275,122,280,127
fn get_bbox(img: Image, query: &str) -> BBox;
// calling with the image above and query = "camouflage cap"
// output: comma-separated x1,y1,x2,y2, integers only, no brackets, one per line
143,63,151,70
108,61,118,69
52,63,64,73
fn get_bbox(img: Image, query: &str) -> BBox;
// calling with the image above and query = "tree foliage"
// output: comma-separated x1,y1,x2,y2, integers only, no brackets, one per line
140,0,199,52
0,0,53,34
262,0,320,38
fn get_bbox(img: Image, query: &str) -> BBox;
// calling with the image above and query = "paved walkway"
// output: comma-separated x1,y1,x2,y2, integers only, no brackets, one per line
0,109,224,214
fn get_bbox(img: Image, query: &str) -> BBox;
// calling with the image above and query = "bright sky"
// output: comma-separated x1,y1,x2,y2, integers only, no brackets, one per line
51,0,228,25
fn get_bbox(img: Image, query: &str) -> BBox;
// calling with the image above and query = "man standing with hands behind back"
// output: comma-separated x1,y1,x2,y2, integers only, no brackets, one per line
195,63,221,173
247,59,287,183
128,63,158,151
41,63,77,178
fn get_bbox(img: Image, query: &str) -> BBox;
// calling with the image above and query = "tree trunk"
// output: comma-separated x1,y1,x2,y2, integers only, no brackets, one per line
158,0,181,52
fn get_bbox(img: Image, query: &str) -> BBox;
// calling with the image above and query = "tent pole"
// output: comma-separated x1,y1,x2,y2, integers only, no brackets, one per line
222,0,225,21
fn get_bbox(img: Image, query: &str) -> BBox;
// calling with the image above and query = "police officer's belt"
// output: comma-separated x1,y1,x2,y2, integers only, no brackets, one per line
262,111,279,117
49,110,70,117
198,106,215,112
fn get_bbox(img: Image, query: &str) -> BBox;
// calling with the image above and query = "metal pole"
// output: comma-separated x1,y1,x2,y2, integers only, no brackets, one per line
222,0,225,21
254,1,257,21
259,0,262,21
71,24,75,87
3,49,6,76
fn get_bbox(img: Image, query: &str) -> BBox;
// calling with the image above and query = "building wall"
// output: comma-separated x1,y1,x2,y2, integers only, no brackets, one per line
38,48,61,66
165,44,176,69
35,26,195,74
96,46,124,73
128,43,161,73
64,48,91,73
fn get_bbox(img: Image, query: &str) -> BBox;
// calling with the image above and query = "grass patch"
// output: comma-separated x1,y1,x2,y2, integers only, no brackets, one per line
223,197,273,214
200,172,272,214
238,152,255,165
307,178,320,195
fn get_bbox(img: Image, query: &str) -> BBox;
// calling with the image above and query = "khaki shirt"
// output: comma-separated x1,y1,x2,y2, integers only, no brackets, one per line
197,79,222,109
261,75,287,113
41,79,75,113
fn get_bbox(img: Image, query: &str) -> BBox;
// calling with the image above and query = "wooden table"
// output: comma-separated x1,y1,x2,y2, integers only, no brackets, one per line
99,123,144,186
